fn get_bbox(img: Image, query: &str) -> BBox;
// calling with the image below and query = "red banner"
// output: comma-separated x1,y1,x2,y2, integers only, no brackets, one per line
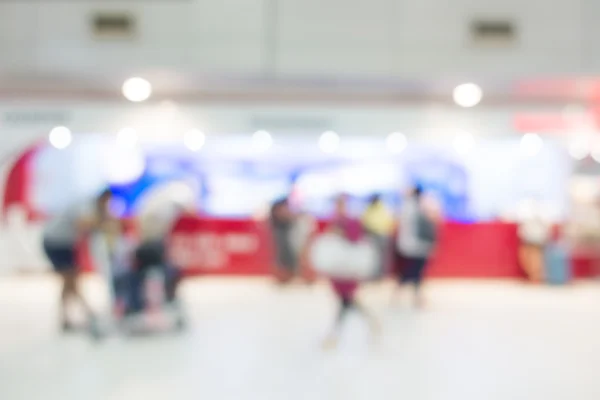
168,215,273,276
166,217,526,278
76,216,594,279
513,112,595,133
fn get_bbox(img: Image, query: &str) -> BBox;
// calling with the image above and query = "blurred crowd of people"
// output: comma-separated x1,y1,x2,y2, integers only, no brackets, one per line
269,186,441,347
42,188,185,337
269,186,440,291
40,180,572,342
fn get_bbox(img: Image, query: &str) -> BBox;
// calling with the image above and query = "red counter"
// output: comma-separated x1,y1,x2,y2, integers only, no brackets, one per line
78,216,594,279
426,222,523,278
167,217,527,278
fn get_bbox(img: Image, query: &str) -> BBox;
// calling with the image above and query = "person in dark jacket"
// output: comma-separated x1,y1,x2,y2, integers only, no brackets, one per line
270,197,297,284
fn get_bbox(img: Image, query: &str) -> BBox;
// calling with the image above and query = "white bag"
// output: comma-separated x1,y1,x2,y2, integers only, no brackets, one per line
519,221,550,246
310,233,379,279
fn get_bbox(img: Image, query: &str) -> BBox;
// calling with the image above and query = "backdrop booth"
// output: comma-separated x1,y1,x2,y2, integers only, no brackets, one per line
2,130,588,278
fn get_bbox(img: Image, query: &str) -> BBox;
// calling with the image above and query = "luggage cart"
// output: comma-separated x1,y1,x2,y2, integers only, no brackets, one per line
94,235,187,338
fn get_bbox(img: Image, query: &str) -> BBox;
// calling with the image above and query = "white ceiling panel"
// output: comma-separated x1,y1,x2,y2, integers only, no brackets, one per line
276,0,394,75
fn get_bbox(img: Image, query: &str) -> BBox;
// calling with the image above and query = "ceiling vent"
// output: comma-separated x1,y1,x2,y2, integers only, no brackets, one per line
470,19,516,47
91,12,136,39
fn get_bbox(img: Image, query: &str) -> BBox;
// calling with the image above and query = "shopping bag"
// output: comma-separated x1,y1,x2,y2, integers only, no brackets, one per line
310,233,379,280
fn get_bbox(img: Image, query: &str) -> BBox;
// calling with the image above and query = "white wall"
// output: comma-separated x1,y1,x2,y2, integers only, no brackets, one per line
0,100,562,149
0,0,595,79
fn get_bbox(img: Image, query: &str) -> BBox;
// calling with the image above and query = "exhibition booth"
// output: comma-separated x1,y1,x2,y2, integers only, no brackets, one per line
0,102,596,278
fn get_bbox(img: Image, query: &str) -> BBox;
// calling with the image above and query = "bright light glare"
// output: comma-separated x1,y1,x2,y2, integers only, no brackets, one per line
319,131,340,153
107,147,146,184
122,77,152,102
117,128,138,148
252,130,273,152
184,129,206,151
591,140,600,163
569,135,589,160
453,132,475,156
386,132,407,154
48,126,72,149
520,133,543,157
453,83,483,108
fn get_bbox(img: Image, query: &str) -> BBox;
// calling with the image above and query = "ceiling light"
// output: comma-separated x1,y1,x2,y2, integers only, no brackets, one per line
453,83,483,108
568,135,589,160
122,77,152,102
184,129,206,151
386,132,407,154
48,126,72,149
252,130,273,152
520,133,543,157
319,131,340,154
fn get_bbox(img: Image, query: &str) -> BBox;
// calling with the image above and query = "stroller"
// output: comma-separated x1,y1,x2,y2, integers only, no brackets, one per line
111,237,187,335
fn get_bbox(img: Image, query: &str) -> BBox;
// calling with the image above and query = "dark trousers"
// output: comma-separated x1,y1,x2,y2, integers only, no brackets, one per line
117,267,180,315
337,294,356,321
398,256,428,286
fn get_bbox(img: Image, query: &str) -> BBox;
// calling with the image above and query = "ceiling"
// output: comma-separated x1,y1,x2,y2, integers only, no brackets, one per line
2,0,600,105
1,70,599,106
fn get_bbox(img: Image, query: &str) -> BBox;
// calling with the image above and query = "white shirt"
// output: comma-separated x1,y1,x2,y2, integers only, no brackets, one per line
397,197,432,258
519,219,550,246
43,200,95,245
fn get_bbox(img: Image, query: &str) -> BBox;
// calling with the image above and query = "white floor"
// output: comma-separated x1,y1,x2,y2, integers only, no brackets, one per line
1,276,600,400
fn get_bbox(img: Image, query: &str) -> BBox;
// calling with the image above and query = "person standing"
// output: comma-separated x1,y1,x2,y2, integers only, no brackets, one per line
269,197,298,284
323,194,380,349
289,211,318,283
396,185,438,308
42,188,113,333
361,194,395,279
518,212,550,282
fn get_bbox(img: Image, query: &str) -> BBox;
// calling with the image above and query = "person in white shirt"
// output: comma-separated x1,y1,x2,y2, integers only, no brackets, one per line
42,188,112,333
518,213,550,282
396,185,438,308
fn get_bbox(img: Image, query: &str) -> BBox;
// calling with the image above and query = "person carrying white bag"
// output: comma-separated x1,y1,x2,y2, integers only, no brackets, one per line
310,195,381,349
